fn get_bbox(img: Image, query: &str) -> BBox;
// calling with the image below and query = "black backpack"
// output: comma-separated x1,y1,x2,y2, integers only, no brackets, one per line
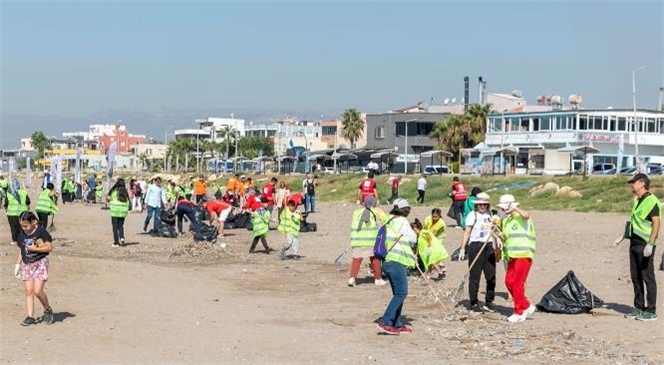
305,179,315,195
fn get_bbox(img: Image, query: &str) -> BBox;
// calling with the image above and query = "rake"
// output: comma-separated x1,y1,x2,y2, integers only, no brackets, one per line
334,246,350,265
449,229,498,303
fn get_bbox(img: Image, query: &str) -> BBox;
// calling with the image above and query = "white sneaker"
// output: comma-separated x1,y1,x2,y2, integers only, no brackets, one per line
375,279,388,286
507,313,526,323
120,238,126,246
10,241,17,246
348,278,356,287
524,304,537,317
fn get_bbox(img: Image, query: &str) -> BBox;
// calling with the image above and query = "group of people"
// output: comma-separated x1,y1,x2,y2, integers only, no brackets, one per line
6,170,660,331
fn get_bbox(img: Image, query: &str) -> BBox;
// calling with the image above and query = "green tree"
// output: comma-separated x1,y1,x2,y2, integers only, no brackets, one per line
340,108,365,149
238,136,274,159
31,131,51,158
216,125,236,159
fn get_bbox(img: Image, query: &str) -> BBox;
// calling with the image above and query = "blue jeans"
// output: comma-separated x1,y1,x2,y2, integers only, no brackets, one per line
144,205,161,231
176,204,200,234
380,260,409,327
305,194,316,213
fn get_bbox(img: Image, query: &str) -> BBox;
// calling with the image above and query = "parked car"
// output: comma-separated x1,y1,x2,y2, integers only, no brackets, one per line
592,163,616,175
619,166,637,175
422,165,450,175
646,165,663,175
322,166,336,174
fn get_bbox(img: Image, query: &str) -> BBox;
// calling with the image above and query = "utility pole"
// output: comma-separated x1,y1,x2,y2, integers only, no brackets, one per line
632,66,645,172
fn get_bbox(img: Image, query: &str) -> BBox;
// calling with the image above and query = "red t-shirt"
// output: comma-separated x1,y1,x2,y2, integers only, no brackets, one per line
262,183,275,205
243,195,263,211
391,178,399,189
359,179,377,202
176,198,195,208
286,192,304,209
206,200,231,215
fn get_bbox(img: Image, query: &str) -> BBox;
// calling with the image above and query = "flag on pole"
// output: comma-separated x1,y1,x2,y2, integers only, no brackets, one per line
49,156,57,188
616,133,624,172
256,149,263,174
8,159,14,183
74,148,81,184
304,147,310,174
25,157,32,187
55,154,64,192
106,142,117,192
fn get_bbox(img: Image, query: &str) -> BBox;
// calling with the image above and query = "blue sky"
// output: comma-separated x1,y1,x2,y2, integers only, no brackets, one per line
1,1,663,119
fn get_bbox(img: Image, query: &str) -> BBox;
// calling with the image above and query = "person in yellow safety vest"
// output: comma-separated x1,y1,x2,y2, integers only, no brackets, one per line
4,179,31,245
277,200,302,260
249,197,274,254
94,183,104,203
108,180,130,247
347,196,388,287
35,183,59,229
0,175,9,209
497,194,537,323
377,198,418,336
423,207,448,275
614,173,661,321
63,177,76,204
412,218,450,281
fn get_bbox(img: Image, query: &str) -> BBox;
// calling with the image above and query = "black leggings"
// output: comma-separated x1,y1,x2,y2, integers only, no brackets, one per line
7,215,21,243
250,236,269,251
467,240,496,305
37,212,49,228
112,217,126,245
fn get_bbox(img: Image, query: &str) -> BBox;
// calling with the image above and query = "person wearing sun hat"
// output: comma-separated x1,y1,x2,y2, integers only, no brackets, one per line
497,194,538,323
459,192,497,314
614,173,661,321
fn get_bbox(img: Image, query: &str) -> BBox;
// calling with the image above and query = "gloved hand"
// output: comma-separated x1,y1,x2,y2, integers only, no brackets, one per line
644,244,654,257
458,249,465,261
504,203,516,214
13,264,20,279
356,200,361,205
613,237,623,247
425,247,431,256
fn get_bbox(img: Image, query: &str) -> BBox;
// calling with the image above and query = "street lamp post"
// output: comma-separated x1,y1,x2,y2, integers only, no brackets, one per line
632,66,646,172
404,118,418,174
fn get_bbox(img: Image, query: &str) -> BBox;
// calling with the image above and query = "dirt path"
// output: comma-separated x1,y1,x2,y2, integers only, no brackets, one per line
1,199,662,364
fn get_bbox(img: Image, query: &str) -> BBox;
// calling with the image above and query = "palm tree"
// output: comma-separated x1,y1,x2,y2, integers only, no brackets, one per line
217,125,235,159
340,108,364,149
466,103,494,136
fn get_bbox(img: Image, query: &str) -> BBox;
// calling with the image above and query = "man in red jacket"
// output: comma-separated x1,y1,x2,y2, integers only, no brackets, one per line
357,172,379,205
448,176,468,227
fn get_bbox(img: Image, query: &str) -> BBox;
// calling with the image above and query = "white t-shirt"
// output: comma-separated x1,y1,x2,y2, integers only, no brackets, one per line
417,177,427,190
392,216,418,246
464,211,494,243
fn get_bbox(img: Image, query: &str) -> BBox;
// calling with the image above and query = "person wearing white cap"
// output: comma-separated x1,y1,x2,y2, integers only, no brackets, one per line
377,198,418,335
459,192,497,314
496,194,537,323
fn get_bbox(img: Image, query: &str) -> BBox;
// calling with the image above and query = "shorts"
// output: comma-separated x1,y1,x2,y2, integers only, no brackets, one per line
218,206,233,222
22,257,49,281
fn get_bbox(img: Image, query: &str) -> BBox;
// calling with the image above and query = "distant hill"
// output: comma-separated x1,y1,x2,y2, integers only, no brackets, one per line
0,107,341,149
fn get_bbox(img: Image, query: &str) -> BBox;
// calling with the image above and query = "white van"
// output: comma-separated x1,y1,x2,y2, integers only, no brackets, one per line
423,165,449,175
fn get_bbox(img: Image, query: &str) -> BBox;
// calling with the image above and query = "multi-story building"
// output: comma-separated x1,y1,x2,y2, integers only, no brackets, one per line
482,108,664,175
97,124,146,153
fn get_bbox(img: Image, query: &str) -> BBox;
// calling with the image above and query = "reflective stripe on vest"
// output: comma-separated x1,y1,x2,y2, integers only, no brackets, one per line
6,190,28,216
252,210,270,237
384,216,416,268
631,195,662,244
350,208,379,248
502,214,536,259
109,191,129,218
36,189,58,214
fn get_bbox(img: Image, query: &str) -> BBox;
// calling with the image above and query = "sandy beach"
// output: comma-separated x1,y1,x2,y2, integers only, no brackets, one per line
1,194,663,364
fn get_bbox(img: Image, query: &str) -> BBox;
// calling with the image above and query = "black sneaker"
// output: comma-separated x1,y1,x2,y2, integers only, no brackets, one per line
42,308,55,324
20,316,37,326
264,248,274,254
469,303,484,314
482,302,496,313
143,223,148,232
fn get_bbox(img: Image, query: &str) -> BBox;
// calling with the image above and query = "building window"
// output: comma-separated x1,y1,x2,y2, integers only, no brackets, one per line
579,116,588,130
618,117,627,131
322,126,337,136
646,118,656,133
539,116,550,131
375,125,386,139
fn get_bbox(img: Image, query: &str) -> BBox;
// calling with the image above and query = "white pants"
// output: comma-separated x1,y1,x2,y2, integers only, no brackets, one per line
132,196,143,212
281,233,299,255
217,206,233,222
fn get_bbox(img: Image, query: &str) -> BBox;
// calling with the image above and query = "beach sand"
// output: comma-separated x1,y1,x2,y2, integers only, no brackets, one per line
1,194,663,364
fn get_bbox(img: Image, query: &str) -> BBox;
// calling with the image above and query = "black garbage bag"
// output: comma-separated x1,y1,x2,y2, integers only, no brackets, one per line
537,270,604,314
160,208,176,226
193,206,210,222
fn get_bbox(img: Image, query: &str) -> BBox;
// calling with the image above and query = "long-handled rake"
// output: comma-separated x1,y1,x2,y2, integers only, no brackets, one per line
449,231,495,303
334,246,350,265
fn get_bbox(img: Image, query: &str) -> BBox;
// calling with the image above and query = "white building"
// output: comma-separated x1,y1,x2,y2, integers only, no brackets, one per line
480,108,664,175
